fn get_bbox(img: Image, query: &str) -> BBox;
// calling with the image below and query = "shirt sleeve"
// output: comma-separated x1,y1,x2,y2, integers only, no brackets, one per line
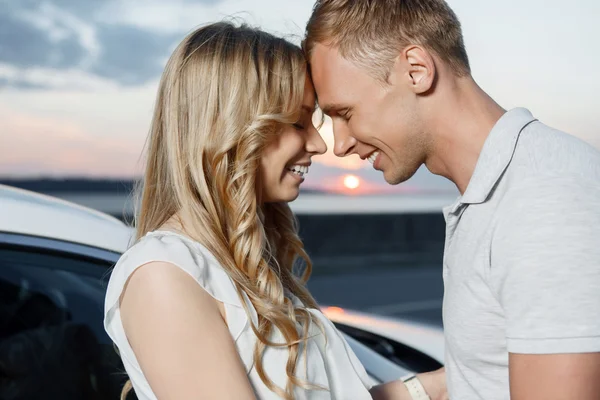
490,176,600,354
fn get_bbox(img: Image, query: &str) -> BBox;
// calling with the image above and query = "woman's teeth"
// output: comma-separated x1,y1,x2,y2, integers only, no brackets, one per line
368,151,380,165
287,165,309,177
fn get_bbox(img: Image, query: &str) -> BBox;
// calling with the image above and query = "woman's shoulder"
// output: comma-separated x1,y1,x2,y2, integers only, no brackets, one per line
116,230,215,278
103,230,260,381
104,230,249,324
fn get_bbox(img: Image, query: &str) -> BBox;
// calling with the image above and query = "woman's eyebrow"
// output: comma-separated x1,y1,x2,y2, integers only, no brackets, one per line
302,105,315,113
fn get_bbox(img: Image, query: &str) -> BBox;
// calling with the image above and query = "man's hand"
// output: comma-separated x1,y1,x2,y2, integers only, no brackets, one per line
416,367,448,400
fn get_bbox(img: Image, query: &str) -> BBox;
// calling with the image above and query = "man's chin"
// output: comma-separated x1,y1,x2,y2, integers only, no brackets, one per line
383,169,415,186
384,178,404,186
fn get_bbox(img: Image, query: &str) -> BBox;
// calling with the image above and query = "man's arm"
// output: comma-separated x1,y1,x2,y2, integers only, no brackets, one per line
509,353,600,400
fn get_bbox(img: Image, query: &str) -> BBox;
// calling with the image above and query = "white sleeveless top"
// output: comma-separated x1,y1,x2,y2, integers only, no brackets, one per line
104,231,373,400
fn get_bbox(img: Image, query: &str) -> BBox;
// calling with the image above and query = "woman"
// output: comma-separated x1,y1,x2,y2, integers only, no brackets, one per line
104,22,442,400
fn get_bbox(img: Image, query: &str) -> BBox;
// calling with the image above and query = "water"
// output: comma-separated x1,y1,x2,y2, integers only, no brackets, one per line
54,192,458,217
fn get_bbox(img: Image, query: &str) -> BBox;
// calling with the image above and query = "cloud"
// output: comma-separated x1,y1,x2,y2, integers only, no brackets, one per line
0,63,121,90
96,0,310,38
90,25,178,85
0,0,182,88
0,82,458,193
0,0,315,89
0,106,144,178
1,2,100,69
2,0,598,184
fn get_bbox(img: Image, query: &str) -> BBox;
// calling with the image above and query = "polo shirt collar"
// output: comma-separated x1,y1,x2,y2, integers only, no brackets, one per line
459,107,537,205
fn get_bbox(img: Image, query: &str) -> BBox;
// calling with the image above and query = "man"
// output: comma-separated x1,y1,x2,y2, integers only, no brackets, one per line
304,1,600,399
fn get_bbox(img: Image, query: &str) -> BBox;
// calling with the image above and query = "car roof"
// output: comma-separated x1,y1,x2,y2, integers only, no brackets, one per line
0,184,133,253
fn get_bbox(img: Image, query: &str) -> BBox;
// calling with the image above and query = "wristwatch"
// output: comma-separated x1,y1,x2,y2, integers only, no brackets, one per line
402,374,431,400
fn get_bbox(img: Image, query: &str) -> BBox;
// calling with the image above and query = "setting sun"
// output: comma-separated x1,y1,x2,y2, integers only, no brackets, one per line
343,174,361,190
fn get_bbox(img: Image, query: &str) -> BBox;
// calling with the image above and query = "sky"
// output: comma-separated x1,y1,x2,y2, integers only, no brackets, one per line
0,0,599,193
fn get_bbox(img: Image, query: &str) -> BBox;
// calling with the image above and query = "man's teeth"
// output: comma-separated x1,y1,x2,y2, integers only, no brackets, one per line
368,151,380,165
287,165,309,177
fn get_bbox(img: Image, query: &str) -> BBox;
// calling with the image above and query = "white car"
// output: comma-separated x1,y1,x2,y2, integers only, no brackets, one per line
0,184,444,399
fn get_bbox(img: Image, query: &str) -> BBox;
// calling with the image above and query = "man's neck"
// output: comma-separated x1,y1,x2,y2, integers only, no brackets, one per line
424,77,505,194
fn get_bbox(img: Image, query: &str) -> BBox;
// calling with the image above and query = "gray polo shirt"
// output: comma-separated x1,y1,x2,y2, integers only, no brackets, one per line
442,108,600,399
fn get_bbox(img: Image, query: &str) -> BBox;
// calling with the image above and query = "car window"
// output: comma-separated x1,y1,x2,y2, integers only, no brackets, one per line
0,245,131,400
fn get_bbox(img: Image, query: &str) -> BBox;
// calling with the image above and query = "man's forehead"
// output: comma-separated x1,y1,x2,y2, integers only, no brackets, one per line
309,44,345,108
309,43,343,77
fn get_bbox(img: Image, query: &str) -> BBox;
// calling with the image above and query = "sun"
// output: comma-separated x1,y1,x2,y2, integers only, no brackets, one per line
343,174,361,190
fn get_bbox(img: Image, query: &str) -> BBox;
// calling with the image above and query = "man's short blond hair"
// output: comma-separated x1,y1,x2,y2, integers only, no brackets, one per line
303,0,471,81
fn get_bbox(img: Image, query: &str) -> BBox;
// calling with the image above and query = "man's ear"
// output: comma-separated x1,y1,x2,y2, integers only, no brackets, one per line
399,45,436,94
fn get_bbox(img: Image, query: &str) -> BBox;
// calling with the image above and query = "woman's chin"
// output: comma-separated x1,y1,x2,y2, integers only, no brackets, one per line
264,186,301,204
279,187,301,202
286,190,301,202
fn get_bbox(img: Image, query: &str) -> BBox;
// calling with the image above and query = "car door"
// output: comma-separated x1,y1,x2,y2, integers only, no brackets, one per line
0,232,130,400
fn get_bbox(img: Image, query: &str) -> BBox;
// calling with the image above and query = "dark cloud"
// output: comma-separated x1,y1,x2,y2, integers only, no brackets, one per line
0,76,50,90
0,10,87,69
15,0,103,20
91,25,178,85
0,0,198,89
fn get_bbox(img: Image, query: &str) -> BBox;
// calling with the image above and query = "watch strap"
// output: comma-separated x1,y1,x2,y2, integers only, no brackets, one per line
404,375,431,400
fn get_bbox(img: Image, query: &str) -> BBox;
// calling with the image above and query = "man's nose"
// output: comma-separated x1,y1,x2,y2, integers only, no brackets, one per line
333,122,357,157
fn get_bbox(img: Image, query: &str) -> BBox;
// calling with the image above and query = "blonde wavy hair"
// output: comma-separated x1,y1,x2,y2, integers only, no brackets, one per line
119,22,323,400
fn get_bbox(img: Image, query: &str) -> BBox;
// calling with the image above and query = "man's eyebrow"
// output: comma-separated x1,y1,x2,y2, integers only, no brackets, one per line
319,103,347,116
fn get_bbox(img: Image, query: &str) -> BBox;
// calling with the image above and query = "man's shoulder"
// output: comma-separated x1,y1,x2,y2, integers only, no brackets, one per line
495,120,600,218
506,121,600,186
495,167,600,225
